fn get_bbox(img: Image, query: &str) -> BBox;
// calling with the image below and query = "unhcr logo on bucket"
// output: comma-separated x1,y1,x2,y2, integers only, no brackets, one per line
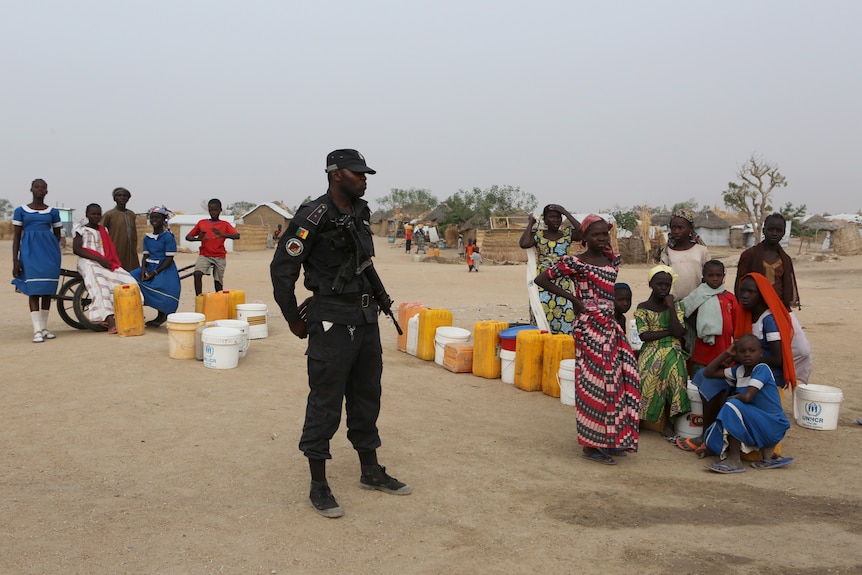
802,401,825,426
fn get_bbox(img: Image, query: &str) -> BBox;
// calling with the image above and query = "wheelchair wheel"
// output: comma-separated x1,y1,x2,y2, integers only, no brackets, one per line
56,277,87,330
73,281,108,332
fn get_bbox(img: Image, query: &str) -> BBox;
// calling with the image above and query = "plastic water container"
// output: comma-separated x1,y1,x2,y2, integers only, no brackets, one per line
434,326,471,366
221,289,245,319
674,381,704,439
795,383,845,430
500,349,517,384
558,359,576,406
629,319,642,351
397,302,425,352
202,292,230,322
499,325,539,352
113,283,145,337
212,319,250,358
542,334,575,398
166,312,206,359
406,313,421,356
202,326,242,370
472,321,508,379
236,303,268,339
417,308,452,361
514,330,549,392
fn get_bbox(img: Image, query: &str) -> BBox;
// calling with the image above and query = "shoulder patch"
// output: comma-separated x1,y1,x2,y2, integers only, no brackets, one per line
306,204,328,226
285,238,304,257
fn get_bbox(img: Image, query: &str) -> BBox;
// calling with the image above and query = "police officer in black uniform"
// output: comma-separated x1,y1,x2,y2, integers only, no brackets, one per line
271,149,411,518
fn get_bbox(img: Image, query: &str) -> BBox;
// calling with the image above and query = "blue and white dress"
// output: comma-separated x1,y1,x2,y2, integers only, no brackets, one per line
703,363,790,457
130,231,180,314
11,205,62,296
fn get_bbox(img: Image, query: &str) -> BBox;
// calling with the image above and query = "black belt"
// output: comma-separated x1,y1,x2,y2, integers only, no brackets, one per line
313,293,374,307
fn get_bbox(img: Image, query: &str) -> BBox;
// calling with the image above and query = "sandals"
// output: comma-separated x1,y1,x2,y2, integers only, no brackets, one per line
41,329,56,340
581,452,616,466
750,457,794,470
705,462,745,474
32,331,44,343
107,326,118,335
600,448,628,457
145,320,165,328
675,437,702,452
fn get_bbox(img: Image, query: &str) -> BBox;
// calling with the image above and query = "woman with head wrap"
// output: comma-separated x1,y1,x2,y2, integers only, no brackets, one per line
659,209,710,300
520,204,581,334
535,215,640,466
130,206,180,327
100,187,139,272
635,265,690,440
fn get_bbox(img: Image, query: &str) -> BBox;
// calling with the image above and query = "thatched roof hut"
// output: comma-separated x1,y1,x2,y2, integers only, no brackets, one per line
803,214,844,232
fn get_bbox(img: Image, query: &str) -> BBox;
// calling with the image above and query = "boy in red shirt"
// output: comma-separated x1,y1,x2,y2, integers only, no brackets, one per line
186,199,241,295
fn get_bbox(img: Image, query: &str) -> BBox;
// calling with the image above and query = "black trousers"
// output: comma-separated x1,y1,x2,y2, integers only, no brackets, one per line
405,239,412,252
299,321,383,460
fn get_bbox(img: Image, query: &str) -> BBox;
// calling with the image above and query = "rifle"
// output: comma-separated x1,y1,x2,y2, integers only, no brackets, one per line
333,215,403,335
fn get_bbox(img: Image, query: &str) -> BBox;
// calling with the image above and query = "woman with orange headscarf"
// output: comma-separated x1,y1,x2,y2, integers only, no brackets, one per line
535,215,640,466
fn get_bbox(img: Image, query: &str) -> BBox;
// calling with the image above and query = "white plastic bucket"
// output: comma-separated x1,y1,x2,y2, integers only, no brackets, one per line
434,326,471,366
501,349,517,384
406,313,420,356
795,383,844,430
212,319,250,358
675,381,704,439
201,326,242,370
236,303,268,339
196,321,217,361
557,359,576,406
166,312,206,360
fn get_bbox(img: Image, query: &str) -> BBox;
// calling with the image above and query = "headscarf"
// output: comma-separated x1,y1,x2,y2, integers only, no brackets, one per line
147,205,174,225
734,272,796,388
647,264,677,288
579,214,615,260
667,209,705,248
614,282,631,293
112,187,131,200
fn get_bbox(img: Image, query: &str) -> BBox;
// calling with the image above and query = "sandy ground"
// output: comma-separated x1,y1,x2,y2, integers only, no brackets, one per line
2,237,861,575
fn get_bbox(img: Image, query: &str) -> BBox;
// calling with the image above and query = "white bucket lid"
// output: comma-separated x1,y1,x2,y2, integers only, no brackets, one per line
558,359,576,371
796,383,844,402
202,326,242,344
236,303,267,311
213,319,250,331
167,312,206,324
435,326,470,339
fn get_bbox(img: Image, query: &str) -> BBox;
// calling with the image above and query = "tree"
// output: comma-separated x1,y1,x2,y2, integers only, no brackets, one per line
375,188,438,216
671,198,700,213
225,201,256,216
439,185,537,229
0,198,13,220
780,201,807,237
722,153,788,240
611,210,639,232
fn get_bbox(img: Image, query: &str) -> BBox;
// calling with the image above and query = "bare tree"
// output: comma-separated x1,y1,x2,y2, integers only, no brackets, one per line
722,153,788,240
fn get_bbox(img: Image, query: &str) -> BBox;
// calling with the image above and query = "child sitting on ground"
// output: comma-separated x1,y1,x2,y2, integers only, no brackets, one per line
700,334,792,473
677,260,738,451
635,265,690,440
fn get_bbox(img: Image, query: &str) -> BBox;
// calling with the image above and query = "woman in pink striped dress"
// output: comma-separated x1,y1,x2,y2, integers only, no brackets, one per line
535,215,641,465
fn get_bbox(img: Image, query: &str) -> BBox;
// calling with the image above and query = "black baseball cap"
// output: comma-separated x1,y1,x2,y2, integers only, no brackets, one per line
325,149,376,174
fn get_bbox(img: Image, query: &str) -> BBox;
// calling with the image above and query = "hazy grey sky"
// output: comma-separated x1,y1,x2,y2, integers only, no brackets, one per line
2,0,859,219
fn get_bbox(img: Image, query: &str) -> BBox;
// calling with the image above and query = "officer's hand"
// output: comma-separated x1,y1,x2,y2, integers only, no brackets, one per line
289,320,308,339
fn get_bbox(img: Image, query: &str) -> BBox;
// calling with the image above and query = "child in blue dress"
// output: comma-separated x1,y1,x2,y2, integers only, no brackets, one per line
130,206,181,327
11,179,63,343
701,334,792,473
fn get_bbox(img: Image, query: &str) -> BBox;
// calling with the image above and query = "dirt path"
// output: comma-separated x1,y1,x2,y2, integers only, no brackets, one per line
2,238,861,575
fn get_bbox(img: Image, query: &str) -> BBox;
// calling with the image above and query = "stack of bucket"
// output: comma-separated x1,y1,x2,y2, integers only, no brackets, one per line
434,326,471,366
498,325,538,384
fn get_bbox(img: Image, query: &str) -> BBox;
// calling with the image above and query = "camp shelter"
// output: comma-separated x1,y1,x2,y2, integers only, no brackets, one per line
693,210,730,247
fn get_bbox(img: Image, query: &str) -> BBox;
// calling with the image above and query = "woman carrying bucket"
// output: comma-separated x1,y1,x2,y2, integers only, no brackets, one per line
535,215,640,466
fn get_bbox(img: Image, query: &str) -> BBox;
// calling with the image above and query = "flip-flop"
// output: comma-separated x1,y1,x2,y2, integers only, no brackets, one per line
663,434,681,443
705,462,745,474
107,326,118,335
600,448,628,457
675,437,701,452
750,457,794,470
581,452,616,466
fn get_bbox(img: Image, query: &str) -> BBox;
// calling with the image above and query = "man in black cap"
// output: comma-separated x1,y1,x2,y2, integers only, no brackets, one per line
271,149,411,518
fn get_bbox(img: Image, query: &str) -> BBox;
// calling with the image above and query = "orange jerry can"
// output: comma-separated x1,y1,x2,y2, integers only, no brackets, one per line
416,308,452,361
221,289,246,319
113,283,145,337
514,330,550,392
472,321,508,379
443,342,474,373
397,302,426,352
542,334,575,398
202,291,230,322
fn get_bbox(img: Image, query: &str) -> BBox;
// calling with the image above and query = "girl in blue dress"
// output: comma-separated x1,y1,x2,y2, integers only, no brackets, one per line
11,179,63,343
130,206,181,327
701,334,792,473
